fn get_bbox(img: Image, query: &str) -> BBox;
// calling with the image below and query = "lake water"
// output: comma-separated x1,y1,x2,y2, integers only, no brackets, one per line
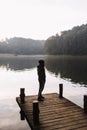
0,55,87,130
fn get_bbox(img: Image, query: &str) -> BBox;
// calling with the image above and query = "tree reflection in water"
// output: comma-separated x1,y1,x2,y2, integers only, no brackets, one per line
0,55,87,85
45,55,87,85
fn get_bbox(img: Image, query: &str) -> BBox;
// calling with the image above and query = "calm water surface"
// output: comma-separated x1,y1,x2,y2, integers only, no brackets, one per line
0,55,87,130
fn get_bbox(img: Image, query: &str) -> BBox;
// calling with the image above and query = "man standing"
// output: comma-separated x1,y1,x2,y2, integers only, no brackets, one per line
37,60,46,101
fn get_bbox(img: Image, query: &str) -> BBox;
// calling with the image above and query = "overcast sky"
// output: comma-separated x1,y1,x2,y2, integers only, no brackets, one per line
0,0,87,40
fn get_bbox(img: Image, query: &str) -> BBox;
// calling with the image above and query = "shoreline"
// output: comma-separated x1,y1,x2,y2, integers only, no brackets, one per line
0,54,87,59
0,54,45,59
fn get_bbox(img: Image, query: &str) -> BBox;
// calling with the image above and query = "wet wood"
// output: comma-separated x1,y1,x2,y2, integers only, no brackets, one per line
20,88,25,103
59,84,63,98
84,95,87,114
16,93,87,130
33,100,39,125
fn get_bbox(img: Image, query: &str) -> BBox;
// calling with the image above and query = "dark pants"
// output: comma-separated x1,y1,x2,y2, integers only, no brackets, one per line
38,80,45,98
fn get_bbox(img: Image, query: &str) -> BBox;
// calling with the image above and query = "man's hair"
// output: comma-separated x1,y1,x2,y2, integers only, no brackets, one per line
39,60,44,65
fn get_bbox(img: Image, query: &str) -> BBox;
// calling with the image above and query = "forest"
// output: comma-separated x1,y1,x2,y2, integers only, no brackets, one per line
45,24,87,55
0,37,45,55
0,24,87,55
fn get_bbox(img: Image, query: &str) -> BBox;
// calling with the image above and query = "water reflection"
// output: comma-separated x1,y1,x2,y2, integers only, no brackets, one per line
0,55,87,85
0,55,87,130
0,99,30,130
0,56,44,71
45,56,87,85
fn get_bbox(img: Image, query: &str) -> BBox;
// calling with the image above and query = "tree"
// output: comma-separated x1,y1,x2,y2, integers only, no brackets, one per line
45,24,87,55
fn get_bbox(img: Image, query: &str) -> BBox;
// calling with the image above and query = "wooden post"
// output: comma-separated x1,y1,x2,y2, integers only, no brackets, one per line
84,95,87,114
20,88,25,104
20,110,25,120
59,84,63,98
33,100,39,125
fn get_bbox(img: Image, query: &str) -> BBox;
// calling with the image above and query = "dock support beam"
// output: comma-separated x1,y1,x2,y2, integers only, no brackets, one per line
84,95,87,114
33,100,39,125
59,84,63,98
20,110,25,120
20,88,25,104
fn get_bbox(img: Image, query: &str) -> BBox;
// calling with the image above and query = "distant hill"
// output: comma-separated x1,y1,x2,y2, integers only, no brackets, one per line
45,24,87,55
0,37,45,55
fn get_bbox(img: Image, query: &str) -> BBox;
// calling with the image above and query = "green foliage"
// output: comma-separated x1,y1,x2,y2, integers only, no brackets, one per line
45,24,87,55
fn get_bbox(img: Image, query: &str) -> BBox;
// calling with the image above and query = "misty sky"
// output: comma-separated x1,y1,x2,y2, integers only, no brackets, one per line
0,0,87,40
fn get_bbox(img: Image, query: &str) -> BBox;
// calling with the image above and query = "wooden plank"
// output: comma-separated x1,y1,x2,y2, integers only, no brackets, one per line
16,93,87,130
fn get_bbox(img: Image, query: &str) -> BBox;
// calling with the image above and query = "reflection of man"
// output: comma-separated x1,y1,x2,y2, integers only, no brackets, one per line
37,60,46,101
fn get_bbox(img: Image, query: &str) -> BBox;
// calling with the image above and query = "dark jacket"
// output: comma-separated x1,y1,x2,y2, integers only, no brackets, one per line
37,65,46,82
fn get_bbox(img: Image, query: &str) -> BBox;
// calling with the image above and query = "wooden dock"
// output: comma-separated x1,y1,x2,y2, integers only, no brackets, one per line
16,93,87,130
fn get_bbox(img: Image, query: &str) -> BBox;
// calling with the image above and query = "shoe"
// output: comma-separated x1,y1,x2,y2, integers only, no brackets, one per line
41,95,45,99
38,97,44,101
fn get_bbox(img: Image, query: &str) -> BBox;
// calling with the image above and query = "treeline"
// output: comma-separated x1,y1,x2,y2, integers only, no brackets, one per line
45,24,87,55
0,37,45,55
